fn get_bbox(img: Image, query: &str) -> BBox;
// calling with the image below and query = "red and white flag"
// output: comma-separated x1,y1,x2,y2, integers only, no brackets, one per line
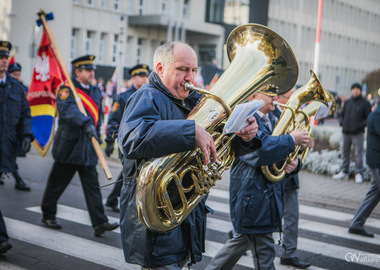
27,28,66,157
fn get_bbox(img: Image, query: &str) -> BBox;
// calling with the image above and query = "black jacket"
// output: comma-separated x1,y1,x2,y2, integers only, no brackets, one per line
339,95,371,134
105,85,137,144
0,73,33,173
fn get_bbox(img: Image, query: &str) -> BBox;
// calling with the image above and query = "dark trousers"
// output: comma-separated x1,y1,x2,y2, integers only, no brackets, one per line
41,162,108,227
0,211,9,243
106,171,123,206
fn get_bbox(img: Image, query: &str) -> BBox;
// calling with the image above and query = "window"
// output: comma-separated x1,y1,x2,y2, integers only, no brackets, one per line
99,33,106,63
125,36,133,66
183,0,189,18
70,29,78,59
137,38,143,64
139,0,145,15
162,0,168,15
87,0,94,5
85,31,94,55
113,34,119,64
114,0,120,10
101,0,107,8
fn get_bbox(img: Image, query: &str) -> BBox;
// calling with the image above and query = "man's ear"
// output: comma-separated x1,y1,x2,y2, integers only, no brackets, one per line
156,62,163,76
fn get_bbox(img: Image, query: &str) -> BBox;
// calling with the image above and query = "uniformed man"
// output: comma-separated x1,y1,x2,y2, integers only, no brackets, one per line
6,61,31,191
104,64,150,213
40,55,118,236
0,40,33,255
0,41,33,190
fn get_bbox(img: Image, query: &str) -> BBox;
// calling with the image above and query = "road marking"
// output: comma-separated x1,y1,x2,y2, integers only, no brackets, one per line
0,261,28,270
26,204,379,268
300,204,380,229
4,217,138,270
206,198,380,230
26,205,120,234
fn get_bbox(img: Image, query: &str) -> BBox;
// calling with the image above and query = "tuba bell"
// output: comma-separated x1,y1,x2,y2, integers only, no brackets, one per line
136,24,299,232
261,70,335,182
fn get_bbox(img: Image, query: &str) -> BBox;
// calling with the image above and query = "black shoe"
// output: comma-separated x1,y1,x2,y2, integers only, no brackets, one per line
105,203,120,213
228,230,233,239
348,227,374,237
94,222,119,236
14,173,31,191
0,179,4,185
41,219,62,229
0,241,12,254
280,257,311,269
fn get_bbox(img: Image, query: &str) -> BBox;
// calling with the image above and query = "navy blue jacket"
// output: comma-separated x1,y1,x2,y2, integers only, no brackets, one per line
366,106,380,168
0,73,33,173
117,72,260,267
117,72,203,267
105,85,137,144
230,110,296,235
52,78,102,166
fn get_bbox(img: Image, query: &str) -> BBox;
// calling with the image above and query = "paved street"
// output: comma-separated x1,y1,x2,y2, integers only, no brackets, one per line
0,147,379,270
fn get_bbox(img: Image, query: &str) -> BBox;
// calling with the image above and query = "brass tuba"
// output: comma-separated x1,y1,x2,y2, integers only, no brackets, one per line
261,70,335,182
136,24,299,232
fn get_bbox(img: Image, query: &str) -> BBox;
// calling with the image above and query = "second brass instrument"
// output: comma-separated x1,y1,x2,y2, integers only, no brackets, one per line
261,70,336,182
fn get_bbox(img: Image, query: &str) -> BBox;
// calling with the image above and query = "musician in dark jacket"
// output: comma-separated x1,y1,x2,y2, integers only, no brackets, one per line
40,55,118,236
207,91,310,270
0,41,33,189
117,41,259,269
104,64,150,213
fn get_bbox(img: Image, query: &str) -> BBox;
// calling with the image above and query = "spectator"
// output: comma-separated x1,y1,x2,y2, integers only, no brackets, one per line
333,83,372,183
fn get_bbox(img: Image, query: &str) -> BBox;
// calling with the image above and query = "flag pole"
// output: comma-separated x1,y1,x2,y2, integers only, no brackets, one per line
313,0,323,76
37,9,112,180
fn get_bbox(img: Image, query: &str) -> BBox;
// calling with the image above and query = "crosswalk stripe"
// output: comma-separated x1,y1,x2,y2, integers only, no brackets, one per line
299,204,380,229
0,261,28,270
206,197,380,231
4,217,138,270
26,205,120,234
26,204,380,268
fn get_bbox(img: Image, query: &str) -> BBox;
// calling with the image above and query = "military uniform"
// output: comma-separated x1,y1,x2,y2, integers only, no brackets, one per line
0,40,32,254
104,64,150,212
40,55,118,236
0,41,33,190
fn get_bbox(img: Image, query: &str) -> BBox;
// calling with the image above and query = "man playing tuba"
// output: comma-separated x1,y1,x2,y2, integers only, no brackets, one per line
117,41,260,269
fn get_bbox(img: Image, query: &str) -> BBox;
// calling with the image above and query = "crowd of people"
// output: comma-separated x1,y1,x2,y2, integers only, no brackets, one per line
1,38,379,270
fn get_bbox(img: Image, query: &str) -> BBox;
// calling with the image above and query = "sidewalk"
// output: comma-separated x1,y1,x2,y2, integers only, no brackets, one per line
299,170,380,218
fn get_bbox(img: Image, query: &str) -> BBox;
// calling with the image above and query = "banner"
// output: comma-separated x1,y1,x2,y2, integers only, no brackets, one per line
27,28,66,157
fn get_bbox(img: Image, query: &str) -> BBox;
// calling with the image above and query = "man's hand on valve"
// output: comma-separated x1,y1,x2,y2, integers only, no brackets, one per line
235,117,259,142
195,124,218,165
290,129,310,148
